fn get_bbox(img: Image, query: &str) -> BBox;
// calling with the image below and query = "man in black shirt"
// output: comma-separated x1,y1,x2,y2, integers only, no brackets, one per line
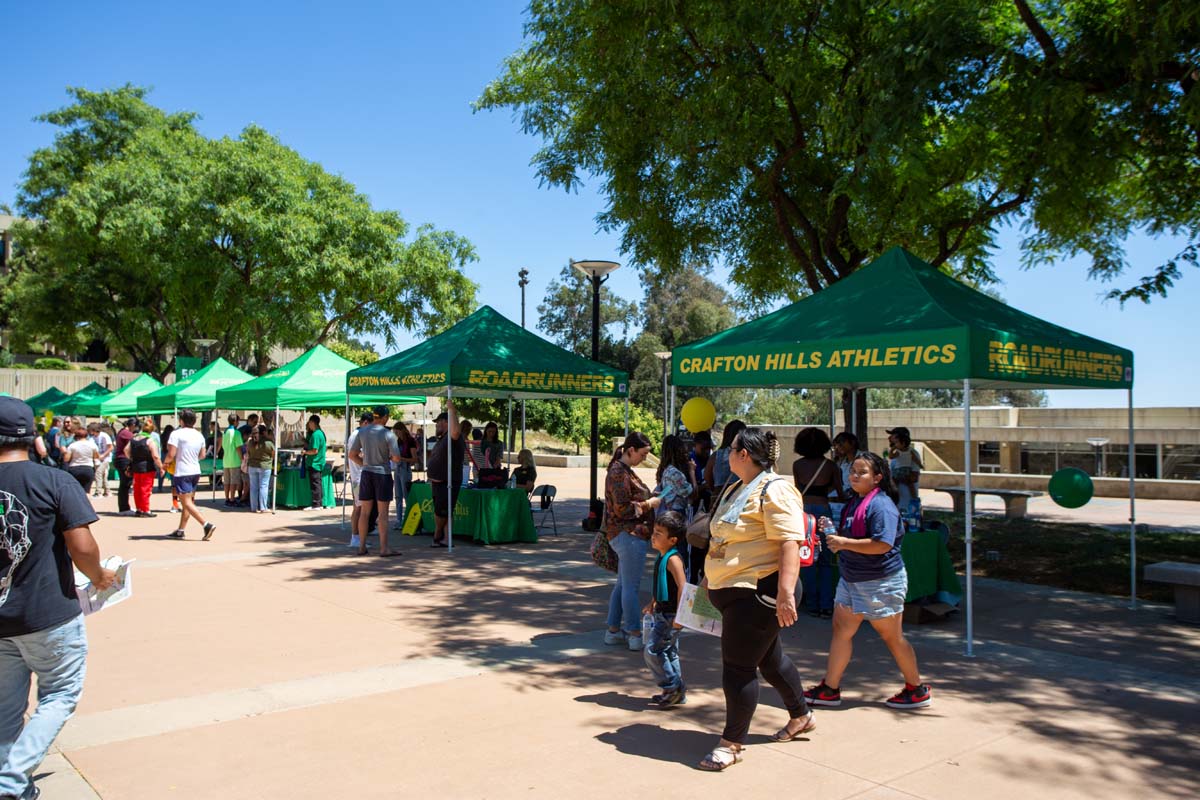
427,401,467,547
0,397,116,800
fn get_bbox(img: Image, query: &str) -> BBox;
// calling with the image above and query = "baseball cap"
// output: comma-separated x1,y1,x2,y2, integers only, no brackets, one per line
359,411,374,423
886,426,911,438
0,397,35,437
434,411,448,422
372,405,389,418
125,417,140,428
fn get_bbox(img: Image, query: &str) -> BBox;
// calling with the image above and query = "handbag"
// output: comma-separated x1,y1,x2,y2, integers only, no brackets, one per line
590,530,619,572
686,482,736,549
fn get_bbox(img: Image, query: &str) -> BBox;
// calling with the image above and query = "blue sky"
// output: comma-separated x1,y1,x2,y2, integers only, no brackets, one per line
3,1,1195,409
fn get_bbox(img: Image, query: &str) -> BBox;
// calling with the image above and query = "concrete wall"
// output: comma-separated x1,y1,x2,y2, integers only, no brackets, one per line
921,470,1200,501
1,369,156,399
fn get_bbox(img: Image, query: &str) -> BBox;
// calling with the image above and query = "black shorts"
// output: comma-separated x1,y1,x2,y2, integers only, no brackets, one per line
431,480,462,519
358,471,394,503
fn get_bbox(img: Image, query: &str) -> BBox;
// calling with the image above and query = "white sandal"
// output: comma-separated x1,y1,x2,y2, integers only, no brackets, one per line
698,744,743,771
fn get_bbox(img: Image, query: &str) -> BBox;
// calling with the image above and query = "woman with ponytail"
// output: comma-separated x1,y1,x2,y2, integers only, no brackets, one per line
803,451,931,711
603,432,655,650
697,427,815,772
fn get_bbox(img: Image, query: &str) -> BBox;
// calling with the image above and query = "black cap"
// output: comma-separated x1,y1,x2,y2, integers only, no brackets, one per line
359,411,374,423
434,411,448,422
125,417,140,428
886,426,911,439
372,405,389,418
0,397,35,438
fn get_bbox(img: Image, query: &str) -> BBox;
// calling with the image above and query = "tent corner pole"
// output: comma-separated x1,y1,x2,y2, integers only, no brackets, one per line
829,388,835,440
343,400,350,531
963,379,974,657
212,407,219,505
271,405,279,514
447,386,454,553
669,385,676,435
506,397,514,459
850,389,858,438
624,397,629,438
1128,386,1137,610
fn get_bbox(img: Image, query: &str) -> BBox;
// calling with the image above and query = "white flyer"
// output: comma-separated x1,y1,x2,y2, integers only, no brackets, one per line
74,556,134,615
676,582,722,637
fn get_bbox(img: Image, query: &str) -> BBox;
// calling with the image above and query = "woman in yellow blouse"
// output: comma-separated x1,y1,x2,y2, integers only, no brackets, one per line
698,427,815,771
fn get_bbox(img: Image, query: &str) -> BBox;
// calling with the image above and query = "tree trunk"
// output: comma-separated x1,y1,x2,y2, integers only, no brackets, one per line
840,388,870,451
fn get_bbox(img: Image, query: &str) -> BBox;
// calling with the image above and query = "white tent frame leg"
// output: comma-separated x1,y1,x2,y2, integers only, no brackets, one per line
271,405,279,514
342,400,351,530
506,398,514,460
447,386,454,553
963,379,974,657
624,398,629,438
829,388,836,440
213,407,219,506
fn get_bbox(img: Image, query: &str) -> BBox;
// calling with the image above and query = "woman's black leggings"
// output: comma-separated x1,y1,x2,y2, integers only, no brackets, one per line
708,571,809,743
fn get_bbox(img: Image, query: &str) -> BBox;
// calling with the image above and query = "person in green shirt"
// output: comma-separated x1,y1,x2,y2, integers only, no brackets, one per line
221,414,245,507
303,414,327,510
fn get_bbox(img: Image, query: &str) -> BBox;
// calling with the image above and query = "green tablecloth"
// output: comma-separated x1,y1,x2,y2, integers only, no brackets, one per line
275,463,334,509
900,529,962,603
405,483,537,545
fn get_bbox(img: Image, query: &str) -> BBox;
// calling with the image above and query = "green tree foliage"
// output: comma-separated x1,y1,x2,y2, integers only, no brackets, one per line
535,264,638,368
480,0,1200,302
326,338,380,367
869,387,1048,409
4,86,478,379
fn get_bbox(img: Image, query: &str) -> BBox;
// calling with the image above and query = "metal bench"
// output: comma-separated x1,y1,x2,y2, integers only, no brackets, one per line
933,486,1045,519
1145,562,1200,624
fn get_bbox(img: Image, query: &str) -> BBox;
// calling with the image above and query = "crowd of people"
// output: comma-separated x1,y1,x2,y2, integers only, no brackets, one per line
602,420,931,771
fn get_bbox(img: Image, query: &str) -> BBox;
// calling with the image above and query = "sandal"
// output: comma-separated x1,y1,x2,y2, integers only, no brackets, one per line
770,711,816,742
697,744,743,772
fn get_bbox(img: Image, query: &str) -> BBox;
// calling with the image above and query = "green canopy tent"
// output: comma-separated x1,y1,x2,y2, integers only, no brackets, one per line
23,387,70,414
215,344,423,513
672,246,1135,655
137,358,254,503
74,373,164,417
136,358,253,414
47,382,113,416
347,305,630,550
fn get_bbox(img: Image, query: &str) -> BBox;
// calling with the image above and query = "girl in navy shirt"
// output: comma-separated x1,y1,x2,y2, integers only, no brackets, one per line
803,452,931,710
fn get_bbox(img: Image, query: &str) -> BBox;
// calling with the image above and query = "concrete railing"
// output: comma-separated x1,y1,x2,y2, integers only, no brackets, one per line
921,471,1200,501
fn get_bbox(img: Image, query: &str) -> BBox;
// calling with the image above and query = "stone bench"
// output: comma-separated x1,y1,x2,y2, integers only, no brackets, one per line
1145,561,1200,624
933,486,1045,519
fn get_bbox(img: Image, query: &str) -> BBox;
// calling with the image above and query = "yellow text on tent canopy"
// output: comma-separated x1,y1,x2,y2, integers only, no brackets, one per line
349,373,448,388
986,340,1125,383
678,344,959,375
467,369,616,394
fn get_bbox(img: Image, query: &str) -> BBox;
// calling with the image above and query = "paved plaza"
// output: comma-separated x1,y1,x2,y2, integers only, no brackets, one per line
32,467,1200,799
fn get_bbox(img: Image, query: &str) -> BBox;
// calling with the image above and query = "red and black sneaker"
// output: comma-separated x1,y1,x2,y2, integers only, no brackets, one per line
803,681,842,707
885,684,932,709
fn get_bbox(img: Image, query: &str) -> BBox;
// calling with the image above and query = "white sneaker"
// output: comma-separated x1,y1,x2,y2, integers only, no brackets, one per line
627,635,644,651
349,535,361,548
603,630,627,646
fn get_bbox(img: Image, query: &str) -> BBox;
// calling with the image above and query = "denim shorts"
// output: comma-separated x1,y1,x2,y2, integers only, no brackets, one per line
834,568,908,619
173,474,200,495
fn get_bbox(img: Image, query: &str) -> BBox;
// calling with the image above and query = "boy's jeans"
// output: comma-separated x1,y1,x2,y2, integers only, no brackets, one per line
0,615,88,799
643,612,684,692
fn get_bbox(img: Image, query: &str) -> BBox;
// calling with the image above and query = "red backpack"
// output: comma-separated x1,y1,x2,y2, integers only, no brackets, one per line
758,478,820,567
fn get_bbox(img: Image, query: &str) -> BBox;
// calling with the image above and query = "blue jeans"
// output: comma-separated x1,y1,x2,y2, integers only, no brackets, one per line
801,502,835,613
248,466,272,511
0,615,88,799
643,613,684,691
394,462,412,526
605,532,649,634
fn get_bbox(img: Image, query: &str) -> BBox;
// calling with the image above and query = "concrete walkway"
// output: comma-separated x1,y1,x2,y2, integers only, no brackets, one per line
30,474,1200,799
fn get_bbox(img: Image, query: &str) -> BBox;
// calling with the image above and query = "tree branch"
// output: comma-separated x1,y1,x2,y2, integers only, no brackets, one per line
1013,0,1059,66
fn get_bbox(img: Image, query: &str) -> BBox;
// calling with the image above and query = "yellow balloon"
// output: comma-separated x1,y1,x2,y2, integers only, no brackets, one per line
680,397,716,433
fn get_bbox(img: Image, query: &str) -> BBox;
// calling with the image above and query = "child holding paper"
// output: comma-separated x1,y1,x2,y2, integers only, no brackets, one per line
642,511,688,707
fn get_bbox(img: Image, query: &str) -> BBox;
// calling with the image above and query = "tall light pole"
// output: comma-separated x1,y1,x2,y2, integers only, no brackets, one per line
572,259,620,502
518,268,530,451
654,351,671,437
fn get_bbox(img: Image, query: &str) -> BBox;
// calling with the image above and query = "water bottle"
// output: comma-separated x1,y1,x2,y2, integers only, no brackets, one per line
641,612,655,645
906,499,922,532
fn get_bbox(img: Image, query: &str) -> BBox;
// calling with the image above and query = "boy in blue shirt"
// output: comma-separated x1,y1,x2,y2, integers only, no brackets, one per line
642,511,688,707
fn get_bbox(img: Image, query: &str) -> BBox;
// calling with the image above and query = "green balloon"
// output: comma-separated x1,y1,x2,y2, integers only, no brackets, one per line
1048,467,1094,508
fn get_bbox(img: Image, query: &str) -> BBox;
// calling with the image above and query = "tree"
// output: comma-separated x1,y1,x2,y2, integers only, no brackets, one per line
3,87,479,379
478,0,1200,437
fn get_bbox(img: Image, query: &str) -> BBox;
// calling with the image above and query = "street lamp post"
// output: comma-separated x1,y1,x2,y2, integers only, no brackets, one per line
654,352,671,437
1086,436,1110,476
572,259,620,502
518,268,530,451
